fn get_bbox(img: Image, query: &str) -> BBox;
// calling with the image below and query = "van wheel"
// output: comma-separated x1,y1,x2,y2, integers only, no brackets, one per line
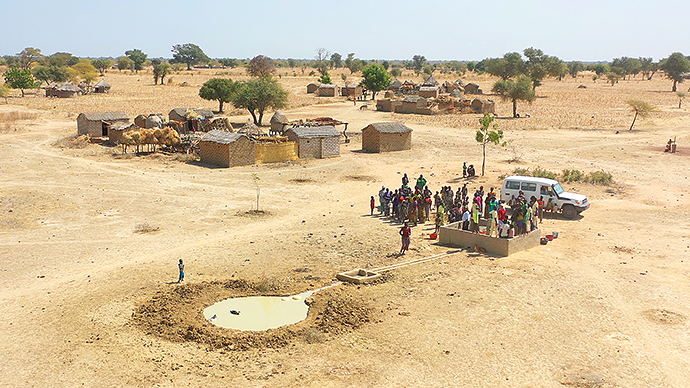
562,205,577,219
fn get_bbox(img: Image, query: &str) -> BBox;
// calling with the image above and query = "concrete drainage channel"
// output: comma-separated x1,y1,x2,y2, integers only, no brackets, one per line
204,249,462,331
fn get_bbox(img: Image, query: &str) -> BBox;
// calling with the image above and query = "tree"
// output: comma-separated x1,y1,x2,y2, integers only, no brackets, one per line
567,61,585,78
314,48,330,75
232,77,288,126
125,49,147,72
3,68,36,97
546,57,567,80
412,55,426,75
361,63,392,100
247,55,275,77
345,53,362,74
475,113,506,176
48,52,79,67
423,66,434,77
199,78,238,113
330,53,342,68
523,47,552,90
589,63,610,76
218,58,239,68
606,71,621,85
390,68,402,77
678,92,686,109
17,47,43,69
91,59,112,75
659,52,690,92
612,57,642,79
627,100,655,130
153,62,171,85
32,65,68,85
117,56,133,71
72,59,98,84
318,71,332,84
492,75,536,118
170,43,210,70
485,52,524,80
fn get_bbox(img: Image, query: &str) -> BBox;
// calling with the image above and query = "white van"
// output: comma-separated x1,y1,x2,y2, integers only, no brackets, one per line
500,176,590,219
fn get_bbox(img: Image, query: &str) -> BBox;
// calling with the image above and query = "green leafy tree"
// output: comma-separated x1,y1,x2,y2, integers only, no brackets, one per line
199,78,238,113
47,52,79,67
232,77,288,126
72,59,98,84
218,58,240,68
345,53,362,74
475,113,506,176
588,63,610,75
390,68,402,77
153,62,171,85
170,43,210,70
247,55,275,77
117,56,133,71
32,66,69,85
658,52,690,92
567,61,584,78
466,62,476,72
485,52,525,80
3,55,19,68
330,53,342,68
523,47,550,90
627,100,655,130
381,60,390,70
492,75,536,118
546,57,567,80
125,49,147,72
318,71,332,84
677,92,686,109
612,57,642,79
17,47,43,69
639,57,656,80
606,71,621,85
91,59,112,75
3,68,36,97
361,63,392,100
422,65,434,77
412,55,426,75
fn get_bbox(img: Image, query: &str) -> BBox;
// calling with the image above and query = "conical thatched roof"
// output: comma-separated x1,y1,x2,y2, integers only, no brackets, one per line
390,78,402,89
423,76,439,86
57,82,81,92
95,80,111,89
270,110,288,124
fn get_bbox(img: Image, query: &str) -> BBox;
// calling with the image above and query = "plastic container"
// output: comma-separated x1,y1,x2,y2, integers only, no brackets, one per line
429,233,438,240
540,237,549,245
552,232,559,239
545,235,554,241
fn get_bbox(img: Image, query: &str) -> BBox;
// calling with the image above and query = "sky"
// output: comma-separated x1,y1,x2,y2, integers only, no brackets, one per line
1,0,689,62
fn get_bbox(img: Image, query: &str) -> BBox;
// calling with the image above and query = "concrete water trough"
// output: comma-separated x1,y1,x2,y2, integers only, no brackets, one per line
336,269,382,284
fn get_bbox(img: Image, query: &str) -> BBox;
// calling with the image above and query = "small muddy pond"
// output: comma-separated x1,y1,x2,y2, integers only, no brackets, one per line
203,283,344,331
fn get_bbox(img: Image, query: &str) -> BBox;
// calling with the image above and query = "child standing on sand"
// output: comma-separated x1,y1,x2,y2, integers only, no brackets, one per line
370,196,375,215
178,259,185,283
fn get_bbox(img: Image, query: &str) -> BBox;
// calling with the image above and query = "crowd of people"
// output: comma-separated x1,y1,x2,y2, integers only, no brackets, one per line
374,170,543,254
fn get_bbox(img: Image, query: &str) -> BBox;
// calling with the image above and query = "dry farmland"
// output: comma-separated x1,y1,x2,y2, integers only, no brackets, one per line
1,67,689,387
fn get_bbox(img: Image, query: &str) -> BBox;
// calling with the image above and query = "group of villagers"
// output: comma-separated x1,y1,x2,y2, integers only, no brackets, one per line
374,172,544,255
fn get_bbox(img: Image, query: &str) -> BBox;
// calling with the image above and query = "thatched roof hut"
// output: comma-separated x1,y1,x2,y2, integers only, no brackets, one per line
361,122,413,153
168,108,214,122
77,111,130,137
419,86,439,98
284,125,341,159
471,98,495,114
422,76,439,86
55,82,81,98
464,83,482,94
316,84,338,97
237,122,266,137
94,80,111,93
199,130,256,167
389,78,403,91
270,110,289,135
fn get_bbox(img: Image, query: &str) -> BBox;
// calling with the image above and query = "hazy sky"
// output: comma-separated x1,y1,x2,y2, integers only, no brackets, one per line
2,0,689,62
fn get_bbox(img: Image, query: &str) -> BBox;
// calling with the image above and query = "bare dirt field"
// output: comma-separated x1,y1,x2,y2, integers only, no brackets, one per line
1,70,689,387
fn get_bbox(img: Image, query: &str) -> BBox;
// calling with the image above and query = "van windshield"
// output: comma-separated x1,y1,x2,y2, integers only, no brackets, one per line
553,183,564,195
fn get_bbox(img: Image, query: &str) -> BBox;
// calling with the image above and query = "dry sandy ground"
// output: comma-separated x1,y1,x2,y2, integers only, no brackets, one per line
1,74,690,387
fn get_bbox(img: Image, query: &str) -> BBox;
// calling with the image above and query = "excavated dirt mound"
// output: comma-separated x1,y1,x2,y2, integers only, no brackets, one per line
132,279,373,351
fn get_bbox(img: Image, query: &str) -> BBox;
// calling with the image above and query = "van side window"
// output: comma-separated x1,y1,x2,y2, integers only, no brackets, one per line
506,181,521,190
540,186,554,196
521,182,537,192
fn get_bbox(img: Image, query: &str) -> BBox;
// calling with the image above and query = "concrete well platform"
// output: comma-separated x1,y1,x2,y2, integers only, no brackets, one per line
336,269,382,284
438,221,540,256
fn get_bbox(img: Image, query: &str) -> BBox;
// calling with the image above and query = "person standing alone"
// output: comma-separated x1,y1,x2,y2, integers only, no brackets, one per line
178,259,185,283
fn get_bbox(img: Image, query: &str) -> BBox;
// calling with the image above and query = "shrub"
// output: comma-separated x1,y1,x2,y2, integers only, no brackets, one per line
588,170,613,185
562,169,585,182
511,167,531,176
531,167,557,180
